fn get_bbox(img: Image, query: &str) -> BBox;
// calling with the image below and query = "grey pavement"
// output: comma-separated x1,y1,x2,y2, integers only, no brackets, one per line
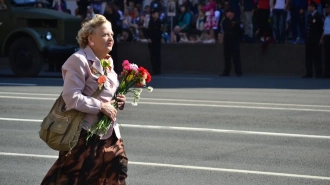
0,75,330,185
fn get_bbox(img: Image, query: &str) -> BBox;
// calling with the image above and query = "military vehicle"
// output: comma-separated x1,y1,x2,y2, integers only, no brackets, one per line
0,0,81,77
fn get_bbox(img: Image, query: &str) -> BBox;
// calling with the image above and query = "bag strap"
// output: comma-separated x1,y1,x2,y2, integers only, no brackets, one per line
90,84,104,98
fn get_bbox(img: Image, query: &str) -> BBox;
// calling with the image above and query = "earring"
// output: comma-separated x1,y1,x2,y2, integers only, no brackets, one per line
90,42,94,46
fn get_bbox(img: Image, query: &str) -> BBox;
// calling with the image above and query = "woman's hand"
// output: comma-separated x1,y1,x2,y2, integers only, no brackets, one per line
101,102,117,121
116,94,126,110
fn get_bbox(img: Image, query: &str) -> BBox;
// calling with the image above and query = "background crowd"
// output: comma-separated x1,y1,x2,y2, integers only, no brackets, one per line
41,0,330,46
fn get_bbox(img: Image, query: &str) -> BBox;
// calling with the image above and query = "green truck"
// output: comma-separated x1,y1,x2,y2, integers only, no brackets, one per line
0,0,81,77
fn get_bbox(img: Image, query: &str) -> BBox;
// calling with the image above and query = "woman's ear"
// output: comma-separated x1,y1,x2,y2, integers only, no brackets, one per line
88,35,94,46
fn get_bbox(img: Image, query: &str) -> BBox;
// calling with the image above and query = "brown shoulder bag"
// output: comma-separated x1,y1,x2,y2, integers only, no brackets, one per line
39,88,103,154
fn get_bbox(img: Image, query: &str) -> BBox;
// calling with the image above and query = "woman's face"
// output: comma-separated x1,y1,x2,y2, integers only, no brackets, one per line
124,8,129,15
134,7,139,16
198,4,202,11
105,5,112,13
89,22,114,57
180,6,185,12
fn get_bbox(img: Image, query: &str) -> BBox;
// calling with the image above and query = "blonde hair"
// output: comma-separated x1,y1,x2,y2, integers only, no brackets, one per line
76,14,111,48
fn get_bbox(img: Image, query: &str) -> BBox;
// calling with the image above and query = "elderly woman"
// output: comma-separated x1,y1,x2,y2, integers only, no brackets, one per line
41,15,128,185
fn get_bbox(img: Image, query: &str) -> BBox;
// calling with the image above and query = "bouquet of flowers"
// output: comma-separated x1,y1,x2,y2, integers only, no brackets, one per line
86,60,153,142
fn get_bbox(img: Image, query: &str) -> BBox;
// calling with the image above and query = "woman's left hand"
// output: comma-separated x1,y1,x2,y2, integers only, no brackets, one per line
116,94,126,110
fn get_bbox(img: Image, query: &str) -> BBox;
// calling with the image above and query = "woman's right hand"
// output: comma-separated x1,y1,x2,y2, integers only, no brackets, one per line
101,102,117,121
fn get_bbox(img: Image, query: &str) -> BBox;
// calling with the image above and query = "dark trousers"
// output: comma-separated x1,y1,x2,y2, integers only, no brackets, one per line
223,39,242,75
273,9,287,42
324,35,330,77
305,43,322,77
290,8,306,40
257,9,272,38
148,42,161,74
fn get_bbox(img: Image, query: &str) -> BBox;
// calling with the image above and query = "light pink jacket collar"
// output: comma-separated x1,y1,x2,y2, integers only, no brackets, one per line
82,46,111,76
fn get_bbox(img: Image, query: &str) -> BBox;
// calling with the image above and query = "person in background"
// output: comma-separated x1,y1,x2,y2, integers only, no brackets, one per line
242,0,255,42
229,0,241,21
146,10,163,75
271,0,290,43
52,0,67,12
0,0,7,10
90,0,102,14
76,0,90,20
256,0,273,53
289,0,308,44
320,2,330,78
150,0,163,13
170,25,182,43
122,8,132,29
203,0,217,38
309,0,323,15
104,3,121,72
178,4,192,32
321,0,328,16
303,1,324,78
196,4,206,32
220,8,244,77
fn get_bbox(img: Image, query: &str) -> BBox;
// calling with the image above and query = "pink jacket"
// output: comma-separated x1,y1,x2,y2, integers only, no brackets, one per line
61,46,120,140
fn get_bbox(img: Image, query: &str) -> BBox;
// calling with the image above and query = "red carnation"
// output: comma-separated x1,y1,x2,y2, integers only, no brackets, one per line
146,72,151,83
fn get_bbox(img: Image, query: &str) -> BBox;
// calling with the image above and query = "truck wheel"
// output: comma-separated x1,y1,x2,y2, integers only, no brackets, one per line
8,37,43,77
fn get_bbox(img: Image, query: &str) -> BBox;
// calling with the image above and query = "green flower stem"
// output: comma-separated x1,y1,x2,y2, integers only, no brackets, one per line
86,75,141,144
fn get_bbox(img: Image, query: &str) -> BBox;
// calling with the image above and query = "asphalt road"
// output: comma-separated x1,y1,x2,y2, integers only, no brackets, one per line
0,75,330,185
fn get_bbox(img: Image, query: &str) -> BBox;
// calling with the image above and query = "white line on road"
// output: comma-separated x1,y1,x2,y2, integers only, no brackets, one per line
1,91,330,108
0,117,42,122
0,152,329,180
1,95,330,112
0,92,59,96
0,96,56,100
0,83,37,86
1,117,330,139
137,102,330,113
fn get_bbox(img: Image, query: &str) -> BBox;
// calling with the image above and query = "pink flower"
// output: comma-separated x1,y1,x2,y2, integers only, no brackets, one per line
123,65,131,71
130,64,138,72
122,60,130,67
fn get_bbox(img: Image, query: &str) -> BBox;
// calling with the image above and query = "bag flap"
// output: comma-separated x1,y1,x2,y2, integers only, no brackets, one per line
40,115,55,130
49,120,70,135
40,110,71,134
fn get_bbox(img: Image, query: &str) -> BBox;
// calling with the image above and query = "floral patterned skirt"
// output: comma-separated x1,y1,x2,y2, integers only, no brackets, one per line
204,15,218,30
40,129,128,185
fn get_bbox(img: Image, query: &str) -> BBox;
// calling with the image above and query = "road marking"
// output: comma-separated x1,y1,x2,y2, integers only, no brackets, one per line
0,83,37,86
0,91,330,108
0,95,330,112
137,102,330,113
0,92,59,96
0,117,42,122
0,96,56,100
0,152,329,180
138,98,330,108
1,117,329,139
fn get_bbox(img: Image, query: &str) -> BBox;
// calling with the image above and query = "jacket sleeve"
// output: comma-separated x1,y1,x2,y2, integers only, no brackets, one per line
61,54,102,114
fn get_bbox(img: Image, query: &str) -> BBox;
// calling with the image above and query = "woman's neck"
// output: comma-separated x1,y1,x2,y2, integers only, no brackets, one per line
90,47,106,61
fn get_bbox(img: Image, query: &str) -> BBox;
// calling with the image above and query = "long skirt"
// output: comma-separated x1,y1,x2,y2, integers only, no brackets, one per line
41,129,128,185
